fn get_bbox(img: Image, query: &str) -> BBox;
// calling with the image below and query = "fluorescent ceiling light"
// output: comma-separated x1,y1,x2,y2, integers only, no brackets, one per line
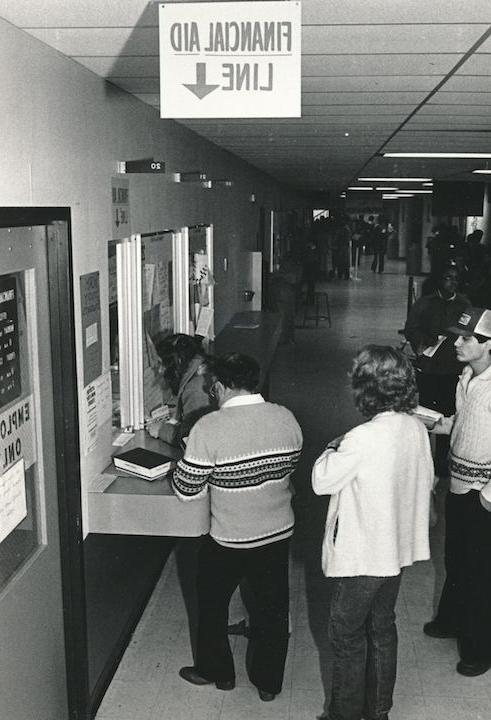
376,186,397,191
382,195,400,199
395,193,414,198
422,182,433,187
348,186,374,191
472,169,491,175
383,152,491,159
401,189,433,194
358,177,431,182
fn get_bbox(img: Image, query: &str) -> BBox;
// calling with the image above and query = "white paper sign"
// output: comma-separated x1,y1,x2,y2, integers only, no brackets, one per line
0,458,27,544
159,1,301,118
82,372,113,455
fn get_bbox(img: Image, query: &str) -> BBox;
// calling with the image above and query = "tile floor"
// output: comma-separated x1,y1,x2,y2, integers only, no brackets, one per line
96,259,491,720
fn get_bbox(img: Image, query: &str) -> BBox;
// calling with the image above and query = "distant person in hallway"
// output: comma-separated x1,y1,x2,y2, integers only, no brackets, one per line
312,346,433,720
404,266,470,478
423,308,491,678
302,237,320,304
370,216,387,273
172,353,303,702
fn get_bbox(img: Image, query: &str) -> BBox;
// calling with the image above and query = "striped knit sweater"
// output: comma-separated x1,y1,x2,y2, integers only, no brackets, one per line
172,394,303,548
448,363,491,498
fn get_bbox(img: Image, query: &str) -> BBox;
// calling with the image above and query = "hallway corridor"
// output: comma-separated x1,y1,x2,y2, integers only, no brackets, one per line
95,260,491,720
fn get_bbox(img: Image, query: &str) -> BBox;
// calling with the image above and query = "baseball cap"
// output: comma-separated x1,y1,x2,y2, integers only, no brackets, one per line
447,308,491,338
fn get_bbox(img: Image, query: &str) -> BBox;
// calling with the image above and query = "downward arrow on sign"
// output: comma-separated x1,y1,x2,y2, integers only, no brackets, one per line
184,63,219,99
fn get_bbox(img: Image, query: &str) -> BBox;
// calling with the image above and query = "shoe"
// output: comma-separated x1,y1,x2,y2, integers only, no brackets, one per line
456,659,491,677
179,666,235,690
258,689,276,701
423,621,457,639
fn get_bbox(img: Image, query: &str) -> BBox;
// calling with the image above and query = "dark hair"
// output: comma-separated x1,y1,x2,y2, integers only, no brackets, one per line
212,352,260,392
155,333,203,395
351,345,418,418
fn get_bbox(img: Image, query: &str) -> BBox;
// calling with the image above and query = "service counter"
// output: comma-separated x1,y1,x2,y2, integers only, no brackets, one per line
88,432,209,537
87,310,281,538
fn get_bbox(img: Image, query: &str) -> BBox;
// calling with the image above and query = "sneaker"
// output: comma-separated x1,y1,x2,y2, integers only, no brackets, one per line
456,659,491,677
423,621,457,639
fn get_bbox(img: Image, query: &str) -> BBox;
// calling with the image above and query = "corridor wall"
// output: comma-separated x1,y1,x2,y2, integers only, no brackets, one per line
0,16,306,527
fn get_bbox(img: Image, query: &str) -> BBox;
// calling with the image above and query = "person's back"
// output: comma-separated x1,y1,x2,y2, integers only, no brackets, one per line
319,411,432,577
175,399,302,548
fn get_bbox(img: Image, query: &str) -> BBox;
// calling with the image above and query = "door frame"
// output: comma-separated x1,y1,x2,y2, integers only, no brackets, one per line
0,208,88,720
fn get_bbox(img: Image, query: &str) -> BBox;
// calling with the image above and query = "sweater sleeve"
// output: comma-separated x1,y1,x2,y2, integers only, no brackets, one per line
312,431,360,495
172,419,214,502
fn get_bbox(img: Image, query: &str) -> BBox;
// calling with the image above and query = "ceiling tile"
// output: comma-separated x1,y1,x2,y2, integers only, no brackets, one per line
302,0,491,24
302,54,462,76
302,76,439,92
303,25,488,55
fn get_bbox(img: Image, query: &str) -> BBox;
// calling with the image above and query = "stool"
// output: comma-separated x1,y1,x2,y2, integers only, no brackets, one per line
303,291,331,328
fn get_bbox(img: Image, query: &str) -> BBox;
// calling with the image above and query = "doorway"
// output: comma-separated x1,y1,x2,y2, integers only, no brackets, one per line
0,209,86,719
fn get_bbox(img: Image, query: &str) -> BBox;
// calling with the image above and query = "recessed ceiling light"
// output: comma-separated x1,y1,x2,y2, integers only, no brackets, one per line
348,186,374,191
344,132,350,137
401,189,433,194
358,177,432,182
472,169,491,174
383,152,491,159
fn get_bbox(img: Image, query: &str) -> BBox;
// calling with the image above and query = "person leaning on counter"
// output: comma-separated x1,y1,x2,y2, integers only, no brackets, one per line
170,352,303,703
146,333,213,446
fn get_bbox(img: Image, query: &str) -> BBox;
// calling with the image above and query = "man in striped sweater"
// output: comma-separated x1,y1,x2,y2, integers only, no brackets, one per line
172,352,302,701
424,308,491,677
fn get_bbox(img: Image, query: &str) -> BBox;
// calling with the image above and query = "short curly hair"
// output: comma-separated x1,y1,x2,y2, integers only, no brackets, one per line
351,345,418,418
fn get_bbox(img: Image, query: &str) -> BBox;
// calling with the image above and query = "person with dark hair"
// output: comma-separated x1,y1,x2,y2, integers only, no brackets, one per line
423,308,491,678
312,345,433,720
172,352,303,702
404,266,470,477
146,333,212,445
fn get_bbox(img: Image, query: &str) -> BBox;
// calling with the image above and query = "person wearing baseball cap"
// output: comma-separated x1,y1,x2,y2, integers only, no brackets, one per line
423,307,491,677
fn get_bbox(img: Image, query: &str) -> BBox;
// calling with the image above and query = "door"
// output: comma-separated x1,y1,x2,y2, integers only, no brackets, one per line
0,225,68,719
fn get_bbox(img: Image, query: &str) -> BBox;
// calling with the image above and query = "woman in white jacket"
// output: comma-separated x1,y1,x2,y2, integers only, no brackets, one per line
312,345,433,720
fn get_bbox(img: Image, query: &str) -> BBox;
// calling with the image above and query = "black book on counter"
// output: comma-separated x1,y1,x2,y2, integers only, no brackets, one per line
113,447,175,480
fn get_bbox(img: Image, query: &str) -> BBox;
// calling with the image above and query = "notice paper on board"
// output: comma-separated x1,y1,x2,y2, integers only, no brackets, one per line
0,458,27,544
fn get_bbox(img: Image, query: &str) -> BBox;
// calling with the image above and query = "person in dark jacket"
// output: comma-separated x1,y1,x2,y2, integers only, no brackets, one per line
404,266,471,476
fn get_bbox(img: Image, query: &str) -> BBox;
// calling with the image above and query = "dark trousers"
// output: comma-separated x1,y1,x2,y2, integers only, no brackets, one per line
371,253,385,273
416,372,458,477
435,490,491,664
195,536,290,694
327,574,401,720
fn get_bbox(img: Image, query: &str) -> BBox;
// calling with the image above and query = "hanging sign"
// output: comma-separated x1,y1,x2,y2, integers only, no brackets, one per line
159,1,301,118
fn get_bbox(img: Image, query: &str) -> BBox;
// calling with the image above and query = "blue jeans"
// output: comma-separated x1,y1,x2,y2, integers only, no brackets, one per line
327,574,401,720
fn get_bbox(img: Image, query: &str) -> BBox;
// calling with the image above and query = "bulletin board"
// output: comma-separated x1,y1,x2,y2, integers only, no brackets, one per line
141,232,175,419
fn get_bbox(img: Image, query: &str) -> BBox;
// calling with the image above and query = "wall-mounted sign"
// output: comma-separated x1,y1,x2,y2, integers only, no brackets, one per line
119,159,166,174
0,275,21,410
80,272,102,386
159,1,301,118
111,177,131,241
